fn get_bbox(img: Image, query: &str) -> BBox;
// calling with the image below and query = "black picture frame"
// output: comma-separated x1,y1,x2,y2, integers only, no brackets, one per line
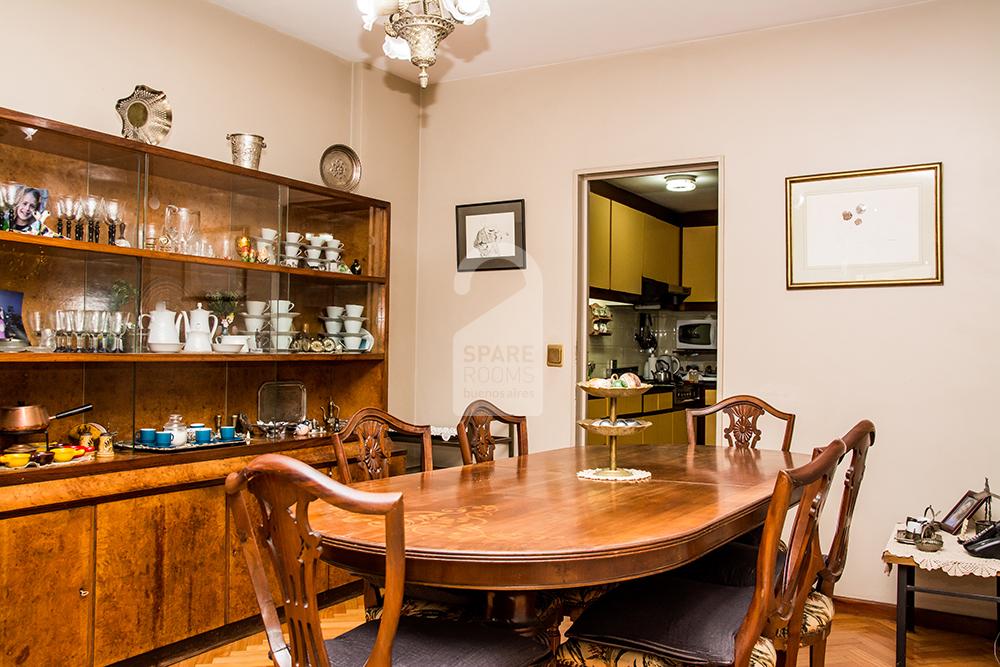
455,199,525,272
939,489,990,535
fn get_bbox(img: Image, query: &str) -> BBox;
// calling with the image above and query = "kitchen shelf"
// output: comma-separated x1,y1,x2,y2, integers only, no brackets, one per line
0,352,385,363
0,232,386,284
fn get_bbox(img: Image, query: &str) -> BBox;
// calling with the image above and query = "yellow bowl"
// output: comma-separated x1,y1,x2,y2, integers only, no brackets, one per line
50,448,77,463
1,453,31,468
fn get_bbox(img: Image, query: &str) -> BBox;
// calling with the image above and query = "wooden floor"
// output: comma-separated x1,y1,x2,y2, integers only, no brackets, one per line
176,598,999,666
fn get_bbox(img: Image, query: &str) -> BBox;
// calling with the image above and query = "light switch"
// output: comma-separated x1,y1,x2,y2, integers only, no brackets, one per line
546,344,563,367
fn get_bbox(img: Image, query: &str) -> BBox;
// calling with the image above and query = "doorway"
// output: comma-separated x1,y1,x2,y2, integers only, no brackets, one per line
575,160,722,445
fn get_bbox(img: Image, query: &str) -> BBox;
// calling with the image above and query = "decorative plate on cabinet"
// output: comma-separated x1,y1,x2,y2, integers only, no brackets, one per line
320,144,362,191
115,85,172,145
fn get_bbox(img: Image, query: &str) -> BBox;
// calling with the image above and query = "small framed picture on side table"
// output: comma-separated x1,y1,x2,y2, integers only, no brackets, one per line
455,199,526,272
938,489,990,534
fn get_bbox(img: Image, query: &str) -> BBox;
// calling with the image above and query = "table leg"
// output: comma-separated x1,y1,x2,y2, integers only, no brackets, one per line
486,591,562,653
905,564,916,631
895,565,908,667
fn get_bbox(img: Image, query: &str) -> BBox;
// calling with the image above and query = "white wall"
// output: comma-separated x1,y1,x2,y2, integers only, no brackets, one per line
5,0,422,419
415,0,1000,609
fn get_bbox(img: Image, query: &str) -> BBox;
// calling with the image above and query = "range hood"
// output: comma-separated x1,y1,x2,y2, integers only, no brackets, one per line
589,278,691,310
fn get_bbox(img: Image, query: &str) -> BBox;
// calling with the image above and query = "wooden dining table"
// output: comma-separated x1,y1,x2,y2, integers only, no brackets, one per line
309,442,806,633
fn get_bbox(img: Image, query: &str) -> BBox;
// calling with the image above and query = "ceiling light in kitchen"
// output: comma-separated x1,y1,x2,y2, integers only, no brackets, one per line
664,175,697,192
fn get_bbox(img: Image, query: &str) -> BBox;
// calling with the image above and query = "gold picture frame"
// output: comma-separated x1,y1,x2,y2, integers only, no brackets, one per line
786,163,942,289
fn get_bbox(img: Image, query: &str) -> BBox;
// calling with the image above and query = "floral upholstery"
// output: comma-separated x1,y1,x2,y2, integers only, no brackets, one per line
556,636,777,667
365,596,470,622
542,583,619,619
774,591,834,640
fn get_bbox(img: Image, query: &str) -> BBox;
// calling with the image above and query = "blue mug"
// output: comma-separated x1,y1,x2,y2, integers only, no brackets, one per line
155,431,175,447
137,428,156,444
219,426,236,440
195,428,212,444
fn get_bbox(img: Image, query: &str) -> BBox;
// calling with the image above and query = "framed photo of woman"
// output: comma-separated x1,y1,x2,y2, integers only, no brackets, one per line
938,489,989,534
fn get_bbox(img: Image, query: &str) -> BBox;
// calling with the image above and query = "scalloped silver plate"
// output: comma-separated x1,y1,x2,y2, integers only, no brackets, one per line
116,85,172,145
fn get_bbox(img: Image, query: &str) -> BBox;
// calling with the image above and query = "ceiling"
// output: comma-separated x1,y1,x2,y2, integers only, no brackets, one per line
209,0,928,87
607,170,719,214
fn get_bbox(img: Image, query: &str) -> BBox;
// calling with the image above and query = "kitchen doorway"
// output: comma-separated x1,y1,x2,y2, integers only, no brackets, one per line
575,160,722,445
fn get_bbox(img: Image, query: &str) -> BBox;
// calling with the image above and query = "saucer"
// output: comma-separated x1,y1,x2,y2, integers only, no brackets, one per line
318,316,343,322
251,236,277,244
341,316,366,323
268,311,300,317
148,342,184,353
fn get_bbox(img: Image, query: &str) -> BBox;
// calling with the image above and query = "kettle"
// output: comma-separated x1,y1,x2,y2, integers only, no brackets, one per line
139,302,183,345
656,354,681,377
181,303,218,353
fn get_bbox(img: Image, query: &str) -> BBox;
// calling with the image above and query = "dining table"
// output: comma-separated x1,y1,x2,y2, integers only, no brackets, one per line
308,442,806,637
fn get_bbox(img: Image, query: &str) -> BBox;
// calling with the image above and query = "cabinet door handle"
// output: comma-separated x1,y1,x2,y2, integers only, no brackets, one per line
79,588,90,598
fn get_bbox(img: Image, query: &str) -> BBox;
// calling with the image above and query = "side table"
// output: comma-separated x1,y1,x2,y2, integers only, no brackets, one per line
881,524,1000,666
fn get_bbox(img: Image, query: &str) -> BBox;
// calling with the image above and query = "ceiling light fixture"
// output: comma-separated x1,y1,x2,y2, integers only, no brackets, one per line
664,175,697,192
358,0,491,89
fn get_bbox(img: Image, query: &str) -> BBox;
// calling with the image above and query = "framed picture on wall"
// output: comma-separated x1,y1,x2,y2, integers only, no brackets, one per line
786,163,942,289
455,199,526,272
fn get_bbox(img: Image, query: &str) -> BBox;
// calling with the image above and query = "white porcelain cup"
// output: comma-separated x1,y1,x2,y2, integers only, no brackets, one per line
261,227,278,241
286,231,302,243
274,333,293,351
271,313,296,331
308,236,325,247
283,242,301,257
324,248,341,261
328,238,344,249
343,319,363,334
245,300,268,316
342,334,362,350
305,247,323,259
323,319,343,334
325,306,345,318
269,299,295,313
344,304,364,318
243,315,266,333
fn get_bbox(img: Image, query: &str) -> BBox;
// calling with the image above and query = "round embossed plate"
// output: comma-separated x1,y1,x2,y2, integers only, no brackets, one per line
320,144,362,191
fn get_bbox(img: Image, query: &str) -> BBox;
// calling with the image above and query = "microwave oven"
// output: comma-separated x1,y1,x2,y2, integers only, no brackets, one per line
676,319,717,350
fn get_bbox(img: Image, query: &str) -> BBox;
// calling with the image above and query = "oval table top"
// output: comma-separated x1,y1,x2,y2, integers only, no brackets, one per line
309,443,806,591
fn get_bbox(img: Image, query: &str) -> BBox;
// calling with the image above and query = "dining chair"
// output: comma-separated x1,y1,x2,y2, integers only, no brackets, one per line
226,453,551,667
686,394,796,451
333,407,433,483
555,438,846,667
457,399,529,464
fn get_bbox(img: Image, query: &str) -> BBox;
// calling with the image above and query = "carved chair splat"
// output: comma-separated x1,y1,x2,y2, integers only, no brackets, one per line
457,399,529,465
333,407,433,483
686,394,796,451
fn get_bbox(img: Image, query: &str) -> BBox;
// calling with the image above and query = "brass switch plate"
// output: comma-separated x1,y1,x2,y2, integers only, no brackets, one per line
546,344,563,367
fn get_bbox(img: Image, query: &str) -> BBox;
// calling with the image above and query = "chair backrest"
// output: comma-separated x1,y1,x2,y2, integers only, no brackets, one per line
686,394,796,451
334,407,433,483
734,439,845,666
225,453,405,667
457,399,529,465
816,419,875,597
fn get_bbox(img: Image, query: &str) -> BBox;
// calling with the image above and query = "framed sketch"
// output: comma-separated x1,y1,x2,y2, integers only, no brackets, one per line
786,163,942,289
938,489,989,535
456,199,526,272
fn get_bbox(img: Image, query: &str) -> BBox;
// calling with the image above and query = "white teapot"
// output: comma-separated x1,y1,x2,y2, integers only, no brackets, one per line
181,303,218,353
139,302,183,345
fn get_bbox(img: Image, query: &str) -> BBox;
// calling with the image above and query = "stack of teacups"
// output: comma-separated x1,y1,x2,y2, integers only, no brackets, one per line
256,227,278,264
283,231,302,267
242,300,269,339
269,299,298,351
341,304,365,350
320,305,344,334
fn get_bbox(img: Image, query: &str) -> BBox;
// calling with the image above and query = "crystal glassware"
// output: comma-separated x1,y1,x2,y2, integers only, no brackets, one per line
104,199,121,245
71,309,86,352
73,197,85,241
83,195,102,243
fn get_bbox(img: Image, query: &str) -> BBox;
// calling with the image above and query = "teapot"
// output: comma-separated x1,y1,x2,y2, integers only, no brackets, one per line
181,303,218,353
139,302,183,345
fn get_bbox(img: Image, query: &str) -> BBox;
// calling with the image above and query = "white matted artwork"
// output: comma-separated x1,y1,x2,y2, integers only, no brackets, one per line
456,199,526,271
786,163,941,288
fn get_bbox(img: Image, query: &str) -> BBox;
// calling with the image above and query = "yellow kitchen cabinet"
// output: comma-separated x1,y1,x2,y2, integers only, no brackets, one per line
616,394,643,416
682,226,718,302
610,201,644,294
588,192,611,289
643,412,672,445
671,410,690,445
704,389,718,445
643,214,681,285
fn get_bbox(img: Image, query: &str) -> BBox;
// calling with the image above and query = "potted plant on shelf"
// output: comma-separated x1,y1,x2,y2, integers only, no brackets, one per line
204,290,242,336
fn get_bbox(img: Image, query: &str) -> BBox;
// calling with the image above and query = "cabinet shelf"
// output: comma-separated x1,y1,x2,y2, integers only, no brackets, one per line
0,232,386,284
0,352,385,363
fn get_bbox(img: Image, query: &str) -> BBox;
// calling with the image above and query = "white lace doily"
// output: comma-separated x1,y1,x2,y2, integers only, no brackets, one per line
430,426,458,441
883,523,1000,578
576,468,651,482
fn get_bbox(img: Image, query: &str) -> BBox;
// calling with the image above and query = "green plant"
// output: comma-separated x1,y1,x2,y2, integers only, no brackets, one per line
204,290,243,317
110,280,137,311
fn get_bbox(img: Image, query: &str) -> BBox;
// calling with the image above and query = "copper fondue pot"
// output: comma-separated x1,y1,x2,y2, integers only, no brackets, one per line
0,403,93,434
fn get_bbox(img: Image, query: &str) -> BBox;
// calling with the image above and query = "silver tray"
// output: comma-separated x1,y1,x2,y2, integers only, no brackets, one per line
118,437,246,453
258,381,306,423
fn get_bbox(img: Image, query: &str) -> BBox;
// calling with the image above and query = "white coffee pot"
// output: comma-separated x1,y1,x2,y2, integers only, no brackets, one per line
139,302,183,345
181,303,218,353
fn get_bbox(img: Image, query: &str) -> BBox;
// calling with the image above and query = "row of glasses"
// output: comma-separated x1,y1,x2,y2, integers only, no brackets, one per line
0,181,25,229
50,309,132,353
54,195,126,245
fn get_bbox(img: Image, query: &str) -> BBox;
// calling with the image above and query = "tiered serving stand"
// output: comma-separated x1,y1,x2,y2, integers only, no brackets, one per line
577,380,652,481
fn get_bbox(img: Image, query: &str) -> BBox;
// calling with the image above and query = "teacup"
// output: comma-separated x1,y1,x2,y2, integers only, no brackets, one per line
243,316,267,333
271,314,296,331
324,248,341,261
220,425,236,440
308,236,325,247
342,334,362,351
194,428,212,444
286,231,302,243
274,333,294,351
345,304,364,318
343,318,363,334
305,247,323,259
137,428,156,444
325,306,344,318
155,431,175,447
269,300,295,313
323,319,343,334
245,300,268,316
261,227,278,241
283,242,301,257
328,238,344,249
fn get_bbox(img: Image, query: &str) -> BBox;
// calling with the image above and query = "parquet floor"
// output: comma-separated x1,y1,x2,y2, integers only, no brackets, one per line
176,598,999,666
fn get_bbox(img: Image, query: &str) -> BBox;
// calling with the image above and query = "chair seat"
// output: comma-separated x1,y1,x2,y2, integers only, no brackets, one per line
328,615,550,667
774,591,834,640
556,636,776,667
565,574,759,665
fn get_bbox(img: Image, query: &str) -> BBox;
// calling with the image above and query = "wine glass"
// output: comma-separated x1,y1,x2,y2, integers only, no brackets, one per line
177,208,200,255
163,206,179,252
108,311,126,353
1,182,24,229
104,199,120,245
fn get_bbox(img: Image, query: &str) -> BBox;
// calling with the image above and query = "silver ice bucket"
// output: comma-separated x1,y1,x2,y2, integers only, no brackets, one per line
226,133,266,169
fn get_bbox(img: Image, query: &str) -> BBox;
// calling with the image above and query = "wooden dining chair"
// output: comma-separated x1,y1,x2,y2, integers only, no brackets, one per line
226,453,551,667
333,407,433,483
457,399,529,464
686,394,796,451
555,438,846,667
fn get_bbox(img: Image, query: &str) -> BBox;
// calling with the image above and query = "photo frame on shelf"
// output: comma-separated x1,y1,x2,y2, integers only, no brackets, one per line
938,489,990,535
455,199,525,272
785,163,942,289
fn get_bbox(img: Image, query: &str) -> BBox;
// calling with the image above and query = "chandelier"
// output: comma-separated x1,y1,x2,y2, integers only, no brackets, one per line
358,0,491,88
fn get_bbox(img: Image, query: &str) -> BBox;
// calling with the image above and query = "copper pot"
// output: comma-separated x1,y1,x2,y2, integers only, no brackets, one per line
0,404,93,434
